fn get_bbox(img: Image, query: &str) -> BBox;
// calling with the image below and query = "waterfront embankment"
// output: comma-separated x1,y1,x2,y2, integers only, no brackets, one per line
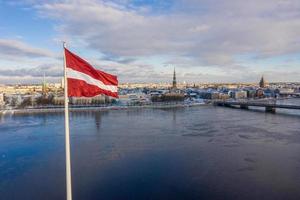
0,102,208,115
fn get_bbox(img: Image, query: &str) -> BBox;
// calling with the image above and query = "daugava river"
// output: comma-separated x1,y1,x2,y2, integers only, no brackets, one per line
0,100,300,200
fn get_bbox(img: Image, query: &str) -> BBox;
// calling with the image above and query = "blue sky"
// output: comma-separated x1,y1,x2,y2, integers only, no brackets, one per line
0,0,300,84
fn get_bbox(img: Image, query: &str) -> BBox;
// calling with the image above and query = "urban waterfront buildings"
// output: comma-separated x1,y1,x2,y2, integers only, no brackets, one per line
0,72,299,108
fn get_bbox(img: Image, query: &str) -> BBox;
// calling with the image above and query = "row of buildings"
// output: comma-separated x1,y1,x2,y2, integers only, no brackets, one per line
0,71,299,108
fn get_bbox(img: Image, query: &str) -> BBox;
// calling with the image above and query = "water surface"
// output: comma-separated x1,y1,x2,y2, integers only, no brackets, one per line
0,105,300,200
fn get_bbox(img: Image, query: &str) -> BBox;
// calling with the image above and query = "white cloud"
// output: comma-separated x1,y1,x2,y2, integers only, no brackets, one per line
34,0,300,65
0,64,62,77
0,39,55,59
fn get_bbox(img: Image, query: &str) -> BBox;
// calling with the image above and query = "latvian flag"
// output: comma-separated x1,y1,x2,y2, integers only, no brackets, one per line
64,48,118,98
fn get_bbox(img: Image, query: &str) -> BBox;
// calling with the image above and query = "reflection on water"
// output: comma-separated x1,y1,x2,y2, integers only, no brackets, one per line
94,112,101,131
0,105,300,200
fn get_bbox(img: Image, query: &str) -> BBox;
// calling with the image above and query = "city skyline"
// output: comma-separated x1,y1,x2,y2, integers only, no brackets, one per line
1,0,300,84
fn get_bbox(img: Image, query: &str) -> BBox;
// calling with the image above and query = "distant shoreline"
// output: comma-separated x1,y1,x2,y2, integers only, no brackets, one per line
0,102,208,115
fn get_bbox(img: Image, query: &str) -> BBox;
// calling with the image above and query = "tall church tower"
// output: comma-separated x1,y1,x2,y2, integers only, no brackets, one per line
172,67,177,89
259,75,266,88
42,72,47,94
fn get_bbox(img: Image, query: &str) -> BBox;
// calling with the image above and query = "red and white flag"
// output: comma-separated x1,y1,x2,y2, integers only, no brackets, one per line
64,48,118,98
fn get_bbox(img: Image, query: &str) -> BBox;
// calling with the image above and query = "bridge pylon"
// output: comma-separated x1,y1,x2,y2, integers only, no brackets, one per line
265,106,276,113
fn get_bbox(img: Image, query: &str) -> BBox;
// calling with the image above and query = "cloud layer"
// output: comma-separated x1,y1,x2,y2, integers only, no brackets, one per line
0,39,54,59
1,0,300,83
36,0,300,66
0,64,62,77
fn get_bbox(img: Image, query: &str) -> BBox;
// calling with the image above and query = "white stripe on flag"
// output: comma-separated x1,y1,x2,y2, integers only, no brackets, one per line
66,68,118,93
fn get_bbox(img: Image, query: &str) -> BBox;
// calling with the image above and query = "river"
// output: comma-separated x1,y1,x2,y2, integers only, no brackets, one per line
0,103,300,200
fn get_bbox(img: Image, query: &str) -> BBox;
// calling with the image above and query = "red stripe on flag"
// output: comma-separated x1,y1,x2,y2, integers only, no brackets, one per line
65,48,118,86
68,78,118,98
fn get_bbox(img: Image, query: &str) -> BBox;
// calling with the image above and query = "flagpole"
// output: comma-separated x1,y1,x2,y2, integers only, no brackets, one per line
63,42,72,200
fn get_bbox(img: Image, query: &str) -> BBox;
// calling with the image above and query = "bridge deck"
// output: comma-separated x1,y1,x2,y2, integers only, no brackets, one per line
214,101,300,110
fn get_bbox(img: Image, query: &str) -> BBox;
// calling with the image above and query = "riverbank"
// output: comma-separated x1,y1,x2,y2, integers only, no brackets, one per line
0,102,209,115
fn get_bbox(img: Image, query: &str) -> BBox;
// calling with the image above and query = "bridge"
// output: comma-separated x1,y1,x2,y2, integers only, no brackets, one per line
213,98,300,113
280,92,300,97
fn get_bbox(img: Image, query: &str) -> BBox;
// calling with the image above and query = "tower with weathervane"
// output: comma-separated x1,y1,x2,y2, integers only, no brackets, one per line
259,75,266,88
42,72,48,95
172,67,177,89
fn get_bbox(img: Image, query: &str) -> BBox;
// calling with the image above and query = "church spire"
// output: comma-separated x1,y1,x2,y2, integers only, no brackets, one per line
42,72,47,94
172,67,177,89
259,75,266,88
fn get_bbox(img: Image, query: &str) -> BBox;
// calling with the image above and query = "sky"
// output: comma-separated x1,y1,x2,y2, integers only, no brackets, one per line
0,0,300,84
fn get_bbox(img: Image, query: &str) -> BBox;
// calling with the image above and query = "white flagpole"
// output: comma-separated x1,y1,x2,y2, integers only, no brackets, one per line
63,42,72,200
